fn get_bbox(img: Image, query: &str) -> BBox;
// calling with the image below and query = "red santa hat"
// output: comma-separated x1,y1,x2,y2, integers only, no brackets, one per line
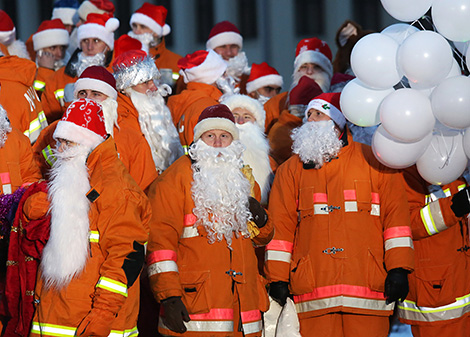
306,92,346,129
206,21,243,50
51,0,79,26
178,49,227,85
130,3,171,37
294,37,333,78
0,10,16,46
220,94,266,130
289,76,323,106
54,98,107,149
78,0,115,21
33,19,70,51
74,65,117,100
246,62,283,94
77,13,119,50
193,104,239,142
112,49,160,91
113,34,144,58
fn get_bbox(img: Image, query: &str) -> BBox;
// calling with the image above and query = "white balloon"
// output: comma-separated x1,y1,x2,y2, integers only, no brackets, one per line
431,76,470,129
410,59,462,95
397,31,454,89
463,127,470,158
454,41,469,55
372,125,432,169
381,24,419,45
380,88,435,142
416,130,467,185
380,0,433,22
340,79,394,127
432,0,470,42
350,33,401,90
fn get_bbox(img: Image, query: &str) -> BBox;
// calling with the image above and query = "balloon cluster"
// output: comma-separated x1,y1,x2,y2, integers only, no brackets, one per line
340,0,470,185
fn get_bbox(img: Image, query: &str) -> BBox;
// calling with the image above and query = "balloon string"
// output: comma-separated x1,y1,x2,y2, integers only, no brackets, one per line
431,130,454,169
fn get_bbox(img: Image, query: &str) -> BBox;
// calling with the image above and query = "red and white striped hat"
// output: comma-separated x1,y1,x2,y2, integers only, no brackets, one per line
130,2,171,37
77,13,119,50
246,62,283,94
0,10,15,46
294,37,333,77
178,49,227,85
33,19,69,51
78,0,115,22
206,21,243,50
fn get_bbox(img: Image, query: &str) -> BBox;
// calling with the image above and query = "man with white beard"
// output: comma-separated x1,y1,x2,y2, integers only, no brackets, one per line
146,104,274,336
265,92,414,337
113,49,183,174
28,98,150,337
41,13,119,123
32,65,158,192
221,94,275,205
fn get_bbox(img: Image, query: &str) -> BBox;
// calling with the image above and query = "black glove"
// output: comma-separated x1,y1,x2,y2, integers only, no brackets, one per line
248,196,268,228
269,281,290,306
451,186,470,217
161,296,190,333
384,268,409,304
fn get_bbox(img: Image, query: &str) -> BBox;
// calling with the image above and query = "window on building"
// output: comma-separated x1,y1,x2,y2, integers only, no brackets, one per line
196,0,214,43
353,0,381,31
295,0,324,36
238,0,257,39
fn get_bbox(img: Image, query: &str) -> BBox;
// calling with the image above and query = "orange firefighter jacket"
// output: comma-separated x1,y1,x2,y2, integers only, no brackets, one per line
267,109,302,166
265,130,414,320
30,136,150,337
40,66,75,124
33,67,55,99
0,127,42,194
167,82,222,151
0,56,47,144
148,38,182,87
263,91,287,134
147,155,274,336
397,166,470,326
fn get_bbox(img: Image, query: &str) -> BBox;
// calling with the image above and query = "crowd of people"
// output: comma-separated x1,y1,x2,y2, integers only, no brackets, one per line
0,0,469,336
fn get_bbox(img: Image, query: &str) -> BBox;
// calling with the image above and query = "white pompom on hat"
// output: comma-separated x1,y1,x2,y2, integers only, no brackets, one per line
130,2,171,37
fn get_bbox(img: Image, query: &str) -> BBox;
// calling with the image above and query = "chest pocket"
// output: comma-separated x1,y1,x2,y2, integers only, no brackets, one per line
354,180,372,212
298,186,314,218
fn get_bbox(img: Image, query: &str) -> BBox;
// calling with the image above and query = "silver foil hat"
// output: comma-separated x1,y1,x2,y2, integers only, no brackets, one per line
113,55,160,91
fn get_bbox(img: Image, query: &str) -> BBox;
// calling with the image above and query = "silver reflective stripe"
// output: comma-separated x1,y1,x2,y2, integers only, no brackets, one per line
384,237,414,251
265,250,291,263
344,201,358,212
182,226,199,238
295,295,393,314
243,320,262,335
398,295,470,322
147,260,178,277
108,327,139,337
371,204,380,216
314,204,329,215
159,317,233,332
428,201,446,233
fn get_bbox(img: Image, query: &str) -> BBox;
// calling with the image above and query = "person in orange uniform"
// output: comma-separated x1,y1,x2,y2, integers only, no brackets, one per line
147,104,274,336
265,93,414,337
128,2,182,89
246,62,283,107
29,98,150,337
0,54,47,144
397,166,470,337
41,13,119,123
168,49,228,153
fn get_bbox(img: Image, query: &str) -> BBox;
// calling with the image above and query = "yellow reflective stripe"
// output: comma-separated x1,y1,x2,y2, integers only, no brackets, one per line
458,184,466,191
398,294,470,322
42,145,57,166
33,80,46,91
420,204,439,236
54,88,65,100
31,322,76,337
172,72,180,80
89,230,99,242
182,145,189,155
97,276,128,297
29,117,42,134
38,111,47,126
443,188,451,197
108,326,139,337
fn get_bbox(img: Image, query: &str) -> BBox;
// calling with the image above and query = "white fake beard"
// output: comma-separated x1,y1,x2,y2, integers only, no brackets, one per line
41,144,92,289
225,51,249,81
291,69,331,93
291,120,343,167
7,40,30,60
237,122,273,204
189,140,252,248
100,98,119,137
216,75,239,100
256,94,271,105
128,30,161,52
74,51,106,76
126,87,182,172
0,106,11,148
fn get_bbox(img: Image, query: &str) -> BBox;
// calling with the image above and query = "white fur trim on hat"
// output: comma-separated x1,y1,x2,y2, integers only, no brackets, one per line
52,7,78,26
193,117,239,142
206,31,243,50
306,98,346,130
0,27,15,46
294,50,333,78
78,1,105,21
180,49,227,85
130,12,170,37
77,18,119,50
54,120,105,149
33,28,69,51
221,94,265,130
246,74,283,95
73,78,117,100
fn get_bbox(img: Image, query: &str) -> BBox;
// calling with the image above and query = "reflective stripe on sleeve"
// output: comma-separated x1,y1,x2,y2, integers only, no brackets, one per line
96,276,128,297
181,213,199,238
33,80,46,91
89,230,99,242
420,200,446,236
42,145,57,166
295,295,393,314
54,88,65,100
108,326,139,337
265,240,293,263
147,250,178,276
384,237,414,251
31,322,76,337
